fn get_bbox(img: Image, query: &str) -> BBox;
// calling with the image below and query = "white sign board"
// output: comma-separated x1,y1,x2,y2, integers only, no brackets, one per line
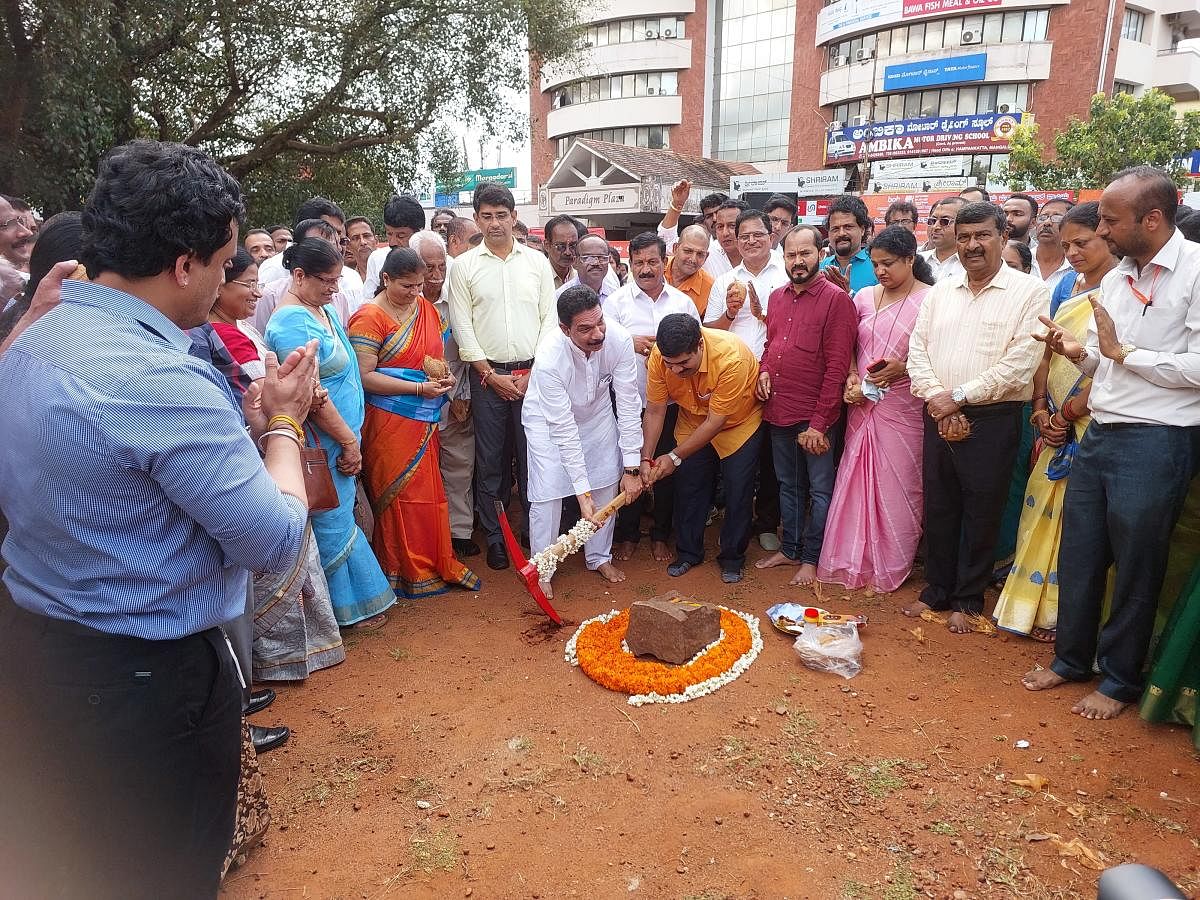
870,156,968,178
548,186,640,215
729,170,848,198
816,0,902,45
657,183,723,216
868,176,970,193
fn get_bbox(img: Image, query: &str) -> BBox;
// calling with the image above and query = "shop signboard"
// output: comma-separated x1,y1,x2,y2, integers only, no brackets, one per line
871,155,967,178
826,112,1024,162
437,166,517,195
882,53,987,92
817,0,1000,44
729,170,849,198
548,186,641,214
868,175,970,193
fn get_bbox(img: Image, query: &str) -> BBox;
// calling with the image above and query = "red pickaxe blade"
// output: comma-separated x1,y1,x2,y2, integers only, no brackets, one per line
494,500,563,625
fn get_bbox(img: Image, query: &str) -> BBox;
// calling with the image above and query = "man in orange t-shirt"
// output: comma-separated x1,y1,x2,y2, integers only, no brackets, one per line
640,313,763,583
665,224,714,317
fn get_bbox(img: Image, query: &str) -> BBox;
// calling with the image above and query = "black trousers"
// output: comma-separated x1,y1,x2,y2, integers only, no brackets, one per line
0,601,241,900
470,363,531,546
1052,423,1200,701
615,404,678,544
752,424,781,533
673,428,763,571
920,402,1022,614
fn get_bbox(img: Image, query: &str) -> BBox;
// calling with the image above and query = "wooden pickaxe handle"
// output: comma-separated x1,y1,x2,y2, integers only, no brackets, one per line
590,491,628,525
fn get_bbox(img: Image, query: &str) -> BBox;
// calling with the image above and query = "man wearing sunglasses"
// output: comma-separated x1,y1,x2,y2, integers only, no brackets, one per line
919,197,966,282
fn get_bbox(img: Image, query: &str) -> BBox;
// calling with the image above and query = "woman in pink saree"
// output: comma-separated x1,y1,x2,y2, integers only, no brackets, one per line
818,225,934,593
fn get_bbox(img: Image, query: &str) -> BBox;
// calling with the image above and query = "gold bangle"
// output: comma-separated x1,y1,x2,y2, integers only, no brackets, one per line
267,415,304,440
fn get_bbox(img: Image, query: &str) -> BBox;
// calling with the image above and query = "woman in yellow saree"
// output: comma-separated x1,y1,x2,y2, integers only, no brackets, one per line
348,248,480,598
994,202,1117,639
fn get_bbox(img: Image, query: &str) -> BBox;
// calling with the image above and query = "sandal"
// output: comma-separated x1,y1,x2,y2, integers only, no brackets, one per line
1030,627,1056,644
349,613,388,632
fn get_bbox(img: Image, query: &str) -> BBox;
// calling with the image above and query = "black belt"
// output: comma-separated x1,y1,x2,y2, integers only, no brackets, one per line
961,401,1023,417
1092,421,1161,431
486,358,534,371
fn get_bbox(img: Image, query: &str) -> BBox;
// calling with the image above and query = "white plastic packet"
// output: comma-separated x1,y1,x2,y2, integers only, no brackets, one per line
793,622,863,679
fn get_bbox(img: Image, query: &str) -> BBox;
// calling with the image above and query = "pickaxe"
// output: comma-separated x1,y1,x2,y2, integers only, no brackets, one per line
495,492,628,625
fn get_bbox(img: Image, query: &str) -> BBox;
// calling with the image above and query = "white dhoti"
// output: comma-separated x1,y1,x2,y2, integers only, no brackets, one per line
529,481,618,570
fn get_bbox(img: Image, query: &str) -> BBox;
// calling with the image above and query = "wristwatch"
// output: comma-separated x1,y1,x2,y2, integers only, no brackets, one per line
623,466,641,476
951,386,966,405
1115,342,1136,364
668,451,682,467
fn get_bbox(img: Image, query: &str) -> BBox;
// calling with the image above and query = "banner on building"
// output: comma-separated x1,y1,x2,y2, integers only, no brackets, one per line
869,176,970,193
729,170,849,198
826,112,1025,163
883,53,987,92
817,0,1001,45
871,156,968,178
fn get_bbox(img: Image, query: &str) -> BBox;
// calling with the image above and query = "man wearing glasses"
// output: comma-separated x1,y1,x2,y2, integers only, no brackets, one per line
1032,198,1075,292
556,234,617,302
764,194,797,249
544,215,586,290
884,199,919,233
704,210,791,553
920,197,966,282
0,195,34,296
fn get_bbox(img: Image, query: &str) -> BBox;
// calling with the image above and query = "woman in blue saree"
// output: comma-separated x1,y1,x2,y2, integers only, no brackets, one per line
265,239,395,629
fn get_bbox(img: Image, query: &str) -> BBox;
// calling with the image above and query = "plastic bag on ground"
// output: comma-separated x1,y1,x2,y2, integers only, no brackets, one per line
793,622,863,679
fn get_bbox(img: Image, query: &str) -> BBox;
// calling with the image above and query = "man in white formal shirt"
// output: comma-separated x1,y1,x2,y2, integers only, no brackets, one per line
1023,166,1200,720
920,197,966,282
522,286,644,597
704,209,790,551
556,234,620,301
603,231,699,561
907,201,1049,635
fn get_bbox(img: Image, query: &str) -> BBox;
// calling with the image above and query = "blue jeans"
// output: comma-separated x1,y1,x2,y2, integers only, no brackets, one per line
770,421,838,565
673,427,762,572
1052,423,1200,702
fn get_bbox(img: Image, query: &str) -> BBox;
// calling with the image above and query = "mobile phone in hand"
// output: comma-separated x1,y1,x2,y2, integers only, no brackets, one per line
866,359,887,374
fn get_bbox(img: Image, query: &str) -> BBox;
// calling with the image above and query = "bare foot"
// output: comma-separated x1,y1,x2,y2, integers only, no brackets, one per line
789,563,817,586
947,611,972,634
596,562,626,584
1072,690,1127,720
350,613,387,631
901,599,930,618
755,551,798,570
613,541,635,561
538,579,554,600
651,540,672,562
1021,668,1066,691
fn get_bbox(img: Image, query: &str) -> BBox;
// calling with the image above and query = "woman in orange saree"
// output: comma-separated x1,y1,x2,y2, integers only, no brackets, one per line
348,248,480,598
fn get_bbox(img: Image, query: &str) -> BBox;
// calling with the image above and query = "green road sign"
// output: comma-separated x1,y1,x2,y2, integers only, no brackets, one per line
437,167,516,194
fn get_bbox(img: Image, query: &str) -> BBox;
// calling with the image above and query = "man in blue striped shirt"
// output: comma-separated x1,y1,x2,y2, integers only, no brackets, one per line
0,140,319,899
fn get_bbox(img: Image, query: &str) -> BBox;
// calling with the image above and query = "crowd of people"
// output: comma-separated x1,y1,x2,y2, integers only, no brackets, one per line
0,139,1198,899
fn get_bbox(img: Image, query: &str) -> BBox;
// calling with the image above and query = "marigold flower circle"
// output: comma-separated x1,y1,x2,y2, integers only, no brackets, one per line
564,606,763,706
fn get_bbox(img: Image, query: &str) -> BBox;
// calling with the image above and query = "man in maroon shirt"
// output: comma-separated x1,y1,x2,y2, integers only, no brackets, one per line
754,225,856,585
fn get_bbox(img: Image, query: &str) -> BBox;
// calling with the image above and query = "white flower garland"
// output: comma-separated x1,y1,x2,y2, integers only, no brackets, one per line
564,606,763,707
531,519,599,581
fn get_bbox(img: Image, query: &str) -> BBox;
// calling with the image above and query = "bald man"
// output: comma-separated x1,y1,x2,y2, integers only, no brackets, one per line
666,224,715,318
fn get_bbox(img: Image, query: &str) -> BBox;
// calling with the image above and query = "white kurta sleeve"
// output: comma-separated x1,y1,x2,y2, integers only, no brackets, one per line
609,329,644,468
536,358,592,496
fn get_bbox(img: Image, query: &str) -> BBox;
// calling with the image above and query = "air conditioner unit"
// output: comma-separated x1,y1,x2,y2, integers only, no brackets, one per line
647,87,657,95
856,48,875,61
961,29,982,45
998,104,1023,114
645,29,657,39
828,120,845,131
833,54,849,67
663,28,674,37
851,114,870,126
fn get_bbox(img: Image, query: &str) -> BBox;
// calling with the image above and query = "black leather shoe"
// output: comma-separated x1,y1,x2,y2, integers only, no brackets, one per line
246,688,275,717
452,537,481,557
486,543,509,570
250,724,290,753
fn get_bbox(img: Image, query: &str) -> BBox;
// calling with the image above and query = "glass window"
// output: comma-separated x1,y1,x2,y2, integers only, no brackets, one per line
1015,83,1029,107
598,78,610,100
957,86,977,115
634,72,648,95
1113,80,1137,95
875,28,890,57
675,17,686,38
886,93,904,121
940,89,958,116
1122,8,1146,42
924,19,944,51
1001,11,1023,42
962,14,983,39
833,103,848,123
892,26,908,53
646,72,661,93
904,92,922,118
662,71,678,95
620,20,634,42
908,23,925,51
622,74,635,96
997,83,1017,109
977,83,998,112
849,36,862,58
919,90,939,117
982,13,1003,43
595,25,608,46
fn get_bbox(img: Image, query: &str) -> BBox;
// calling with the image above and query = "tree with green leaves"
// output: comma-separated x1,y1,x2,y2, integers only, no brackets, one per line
1002,90,1200,190
0,0,580,222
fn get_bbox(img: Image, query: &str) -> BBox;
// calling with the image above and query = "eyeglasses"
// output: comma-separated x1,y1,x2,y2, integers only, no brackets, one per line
1036,213,1065,224
738,231,770,243
550,241,579,254
889,218,915,226
579,254,609,263
311,273,341,288
230,279,264,290
926,216,955,228
767,216,792,228
0,217,27,231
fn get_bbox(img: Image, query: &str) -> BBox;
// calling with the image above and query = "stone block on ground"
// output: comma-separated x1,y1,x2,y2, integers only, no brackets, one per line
625,592,721,665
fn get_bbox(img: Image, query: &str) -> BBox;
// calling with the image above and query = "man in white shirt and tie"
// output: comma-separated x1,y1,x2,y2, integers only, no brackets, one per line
1023,166,1200,720
603,231,699,561
522,286,645,598
920,197,966,282
704,209,791,551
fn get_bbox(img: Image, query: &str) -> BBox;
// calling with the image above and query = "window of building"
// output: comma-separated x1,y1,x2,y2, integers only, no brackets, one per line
1121,8,1146,42
554,126,673,159
711,0,796,164
583,16,686,48
824,7,1052,71
830,82,1030,125
1113,80,1138,95
555,70,681,106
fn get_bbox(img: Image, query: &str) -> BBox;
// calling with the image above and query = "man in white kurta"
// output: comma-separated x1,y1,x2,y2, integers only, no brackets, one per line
522,286,645,596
